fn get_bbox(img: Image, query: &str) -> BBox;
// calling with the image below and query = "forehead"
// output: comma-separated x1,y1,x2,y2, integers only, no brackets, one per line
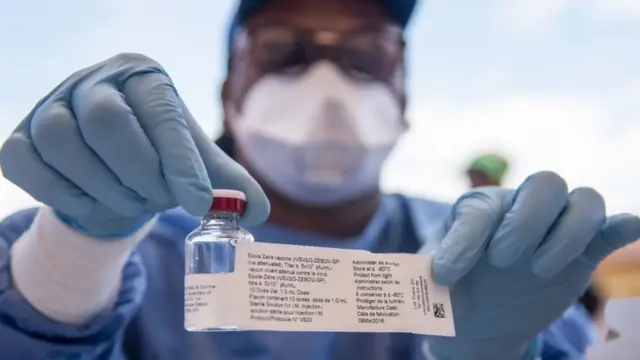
244,0,393,32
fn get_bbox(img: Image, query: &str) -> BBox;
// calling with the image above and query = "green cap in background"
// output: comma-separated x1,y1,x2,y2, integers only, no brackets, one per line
467,153,510,183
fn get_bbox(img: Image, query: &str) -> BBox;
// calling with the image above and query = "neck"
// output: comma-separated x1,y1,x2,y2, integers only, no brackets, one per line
264,185,381,239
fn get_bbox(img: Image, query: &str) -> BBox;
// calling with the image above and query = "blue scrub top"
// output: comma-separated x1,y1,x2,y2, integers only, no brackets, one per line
0,194,593,359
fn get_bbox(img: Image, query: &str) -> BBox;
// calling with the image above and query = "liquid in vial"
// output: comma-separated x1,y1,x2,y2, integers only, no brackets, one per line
184,189,254,331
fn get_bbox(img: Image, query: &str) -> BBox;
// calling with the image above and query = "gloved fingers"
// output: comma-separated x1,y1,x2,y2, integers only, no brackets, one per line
72,82,175,207
431,190,504,286
0,133,94,217
531,187,606,277
487,171,569,268
30,101,145,217
184,104,270,226
121,73,212,216
583,213,640,265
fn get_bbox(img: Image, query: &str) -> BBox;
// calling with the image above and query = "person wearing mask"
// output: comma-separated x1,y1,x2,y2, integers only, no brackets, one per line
0,0,637,359
466,153,509,188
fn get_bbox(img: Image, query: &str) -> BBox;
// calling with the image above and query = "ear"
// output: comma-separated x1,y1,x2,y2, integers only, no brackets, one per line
400,79,409,130
394,51,409,129
220,79,232,132
399,71,409,130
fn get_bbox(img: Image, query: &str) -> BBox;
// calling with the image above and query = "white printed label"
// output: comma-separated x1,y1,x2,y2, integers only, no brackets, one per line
184,274,236,330
185,242,455,336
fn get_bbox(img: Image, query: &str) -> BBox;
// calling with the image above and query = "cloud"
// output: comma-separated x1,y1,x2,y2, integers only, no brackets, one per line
496,0,640,35
495,0,573,35
382,93,640,214
630,78,640,102
586,0,640,19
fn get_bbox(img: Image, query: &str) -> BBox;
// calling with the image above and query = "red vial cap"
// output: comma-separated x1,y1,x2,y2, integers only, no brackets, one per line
209,189,246,213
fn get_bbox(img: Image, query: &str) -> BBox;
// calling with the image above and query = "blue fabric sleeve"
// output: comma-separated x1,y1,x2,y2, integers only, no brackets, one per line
0,209,147,359
539,305,595,360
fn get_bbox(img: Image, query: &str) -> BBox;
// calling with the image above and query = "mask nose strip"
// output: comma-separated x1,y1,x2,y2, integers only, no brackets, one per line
315,99,356,142
299,99,365,184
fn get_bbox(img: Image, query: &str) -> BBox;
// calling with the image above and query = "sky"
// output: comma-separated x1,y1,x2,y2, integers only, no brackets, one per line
0,0,639,218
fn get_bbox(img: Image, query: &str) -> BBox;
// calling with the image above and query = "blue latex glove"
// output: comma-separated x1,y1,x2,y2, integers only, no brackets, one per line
427,171,640,360
0,53,270,238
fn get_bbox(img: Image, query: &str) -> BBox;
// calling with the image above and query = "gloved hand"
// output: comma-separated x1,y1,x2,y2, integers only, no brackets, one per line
0,53,270,238
426,171,640,360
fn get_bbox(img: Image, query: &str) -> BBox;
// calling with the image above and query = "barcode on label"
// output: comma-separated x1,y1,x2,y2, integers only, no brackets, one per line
434,303,445,319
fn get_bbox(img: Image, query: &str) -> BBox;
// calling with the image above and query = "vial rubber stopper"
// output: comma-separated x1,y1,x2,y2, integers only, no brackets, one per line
210,189,246,213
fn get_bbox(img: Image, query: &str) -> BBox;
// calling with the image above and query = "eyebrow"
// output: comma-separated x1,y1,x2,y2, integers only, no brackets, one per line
243,13,395,30
240,19,400,36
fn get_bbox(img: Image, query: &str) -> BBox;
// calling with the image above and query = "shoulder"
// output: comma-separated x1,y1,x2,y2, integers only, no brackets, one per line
541,305,595,358
382,193,453,250
383,193,452,221
0,208,40,245
109,208,199,272
147,207,199,245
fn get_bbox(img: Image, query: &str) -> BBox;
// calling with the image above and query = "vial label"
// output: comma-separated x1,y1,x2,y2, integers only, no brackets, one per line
187,242,455,336
184,274,237,331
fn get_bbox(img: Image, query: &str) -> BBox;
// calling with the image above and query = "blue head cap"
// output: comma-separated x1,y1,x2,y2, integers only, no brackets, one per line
227,0,419,51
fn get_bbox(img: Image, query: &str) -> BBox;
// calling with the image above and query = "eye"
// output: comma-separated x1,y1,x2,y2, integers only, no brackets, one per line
341,30,402,81
341,34,381,80
253,27,307,75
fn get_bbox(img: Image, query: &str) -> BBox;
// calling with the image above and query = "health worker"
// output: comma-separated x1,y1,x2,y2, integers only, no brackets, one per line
1,0,638,359
466,153,510,189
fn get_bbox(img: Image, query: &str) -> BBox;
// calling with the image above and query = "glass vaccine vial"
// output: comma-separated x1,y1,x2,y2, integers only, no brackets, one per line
184,189,254,331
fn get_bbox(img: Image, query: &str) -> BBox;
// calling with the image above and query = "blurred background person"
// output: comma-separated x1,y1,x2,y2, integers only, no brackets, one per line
465,153,509,188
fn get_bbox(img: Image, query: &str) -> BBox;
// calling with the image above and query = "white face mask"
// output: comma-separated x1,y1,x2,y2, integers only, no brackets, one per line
228,61,405,206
